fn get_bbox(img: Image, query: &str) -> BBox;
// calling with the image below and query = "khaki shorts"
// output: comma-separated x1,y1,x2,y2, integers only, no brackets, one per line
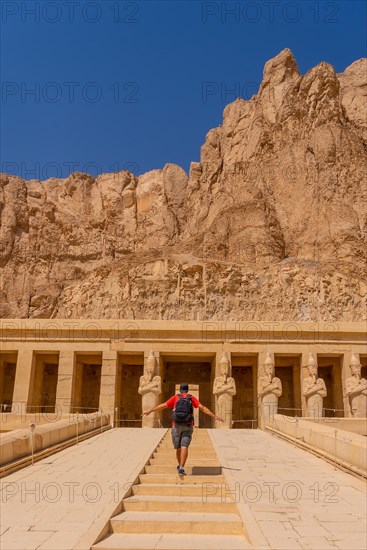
171,424,193,449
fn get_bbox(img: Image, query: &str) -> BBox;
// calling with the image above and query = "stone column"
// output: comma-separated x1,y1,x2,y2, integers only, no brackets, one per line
12,349,34,414
99,350,118,421
302,352,327,419
343,352,367,418
300,350,310,417
139,351,161,428
257,351,282,429
341,352,350,417
0,355,5,408
55,351,75,415
213,351,236,429
257,351,265,428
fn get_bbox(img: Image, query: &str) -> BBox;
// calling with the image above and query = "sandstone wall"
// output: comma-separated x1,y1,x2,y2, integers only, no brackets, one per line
1,49,366,321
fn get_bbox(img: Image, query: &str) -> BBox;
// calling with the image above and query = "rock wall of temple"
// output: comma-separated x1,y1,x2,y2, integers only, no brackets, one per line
0,49,366,321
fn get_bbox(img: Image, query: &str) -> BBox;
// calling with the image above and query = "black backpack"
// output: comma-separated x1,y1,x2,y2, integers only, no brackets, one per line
172,394,193,425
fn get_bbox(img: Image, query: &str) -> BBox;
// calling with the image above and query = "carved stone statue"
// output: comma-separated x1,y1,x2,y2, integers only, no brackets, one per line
345,354,367,418
258,352,282,425
302,353,327,418
213,352,236,429
138,351,162,427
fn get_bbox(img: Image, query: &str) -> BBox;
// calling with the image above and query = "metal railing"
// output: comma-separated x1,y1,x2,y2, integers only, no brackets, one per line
277,407,303,417
323,408,345,418
0,403,102,415
232,419,258,429
276,407,346,419
25,405,63,414
115,418,162,428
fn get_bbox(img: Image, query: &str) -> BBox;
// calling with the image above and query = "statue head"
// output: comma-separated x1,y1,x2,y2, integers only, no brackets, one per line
350,354,362,376
219,352,230,377
146,351,156,375
307,353,317,377
263,352,274,377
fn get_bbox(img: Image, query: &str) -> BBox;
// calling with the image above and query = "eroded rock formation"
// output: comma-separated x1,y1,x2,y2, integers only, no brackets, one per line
1,49,366,321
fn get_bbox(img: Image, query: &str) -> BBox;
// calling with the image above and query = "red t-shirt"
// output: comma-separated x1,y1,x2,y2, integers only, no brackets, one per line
166,393,200,426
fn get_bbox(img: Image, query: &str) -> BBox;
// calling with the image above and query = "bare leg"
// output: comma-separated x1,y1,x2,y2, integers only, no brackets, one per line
176,448,181,465
179,446,188,467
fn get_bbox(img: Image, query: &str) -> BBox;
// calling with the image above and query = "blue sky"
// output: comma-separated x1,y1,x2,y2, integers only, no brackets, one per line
1,0,366,180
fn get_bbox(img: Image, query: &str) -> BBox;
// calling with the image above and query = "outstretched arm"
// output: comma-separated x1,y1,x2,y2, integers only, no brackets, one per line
142,402,168,416
199,403,223,422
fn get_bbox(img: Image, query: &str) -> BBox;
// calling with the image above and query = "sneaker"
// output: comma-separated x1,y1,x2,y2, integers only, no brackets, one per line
178,466,186,475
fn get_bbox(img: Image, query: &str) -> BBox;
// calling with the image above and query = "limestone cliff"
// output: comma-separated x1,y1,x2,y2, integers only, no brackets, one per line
1,49,366,321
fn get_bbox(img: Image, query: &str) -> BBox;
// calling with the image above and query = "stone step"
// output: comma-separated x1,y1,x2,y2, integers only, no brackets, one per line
92,533,251,549
155,450,213,457
160,438,211,444
145,464,222,475
152,456,218,462
149,457,219,465
159,436,210,439
110,511,244,535
159,435,211,441
156,443,212,451
153,443,217,458
139,473,225,485
161,438,210,443
168,432,211,437
151,458,219,464
132,483,230,498
122,495,237,514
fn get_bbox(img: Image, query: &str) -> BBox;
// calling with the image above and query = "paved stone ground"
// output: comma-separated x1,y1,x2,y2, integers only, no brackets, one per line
209,429,367,550
0,428,165,550
1,428,366,550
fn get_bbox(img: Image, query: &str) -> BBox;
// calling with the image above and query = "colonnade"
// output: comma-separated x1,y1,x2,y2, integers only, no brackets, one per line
1,344,366,427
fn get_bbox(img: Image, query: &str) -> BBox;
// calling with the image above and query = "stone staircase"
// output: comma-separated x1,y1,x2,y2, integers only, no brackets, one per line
92,429,251,549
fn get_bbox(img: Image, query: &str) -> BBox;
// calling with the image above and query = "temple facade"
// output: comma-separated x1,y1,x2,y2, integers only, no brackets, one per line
0,320,366,428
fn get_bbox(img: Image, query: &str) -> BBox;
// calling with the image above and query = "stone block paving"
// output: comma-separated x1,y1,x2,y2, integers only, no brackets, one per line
0,428,165,549
209,429,367,550
1,427,366,550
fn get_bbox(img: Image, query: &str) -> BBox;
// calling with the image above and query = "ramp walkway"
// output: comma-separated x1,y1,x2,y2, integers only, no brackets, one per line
210,429,367,550
0,427,366,549
0,428,165,549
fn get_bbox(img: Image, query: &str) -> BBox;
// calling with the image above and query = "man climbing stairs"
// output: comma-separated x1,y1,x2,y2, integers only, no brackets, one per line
92,429,251,549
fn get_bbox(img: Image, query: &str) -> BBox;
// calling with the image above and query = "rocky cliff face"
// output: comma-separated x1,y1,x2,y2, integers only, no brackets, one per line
1,49,366,321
